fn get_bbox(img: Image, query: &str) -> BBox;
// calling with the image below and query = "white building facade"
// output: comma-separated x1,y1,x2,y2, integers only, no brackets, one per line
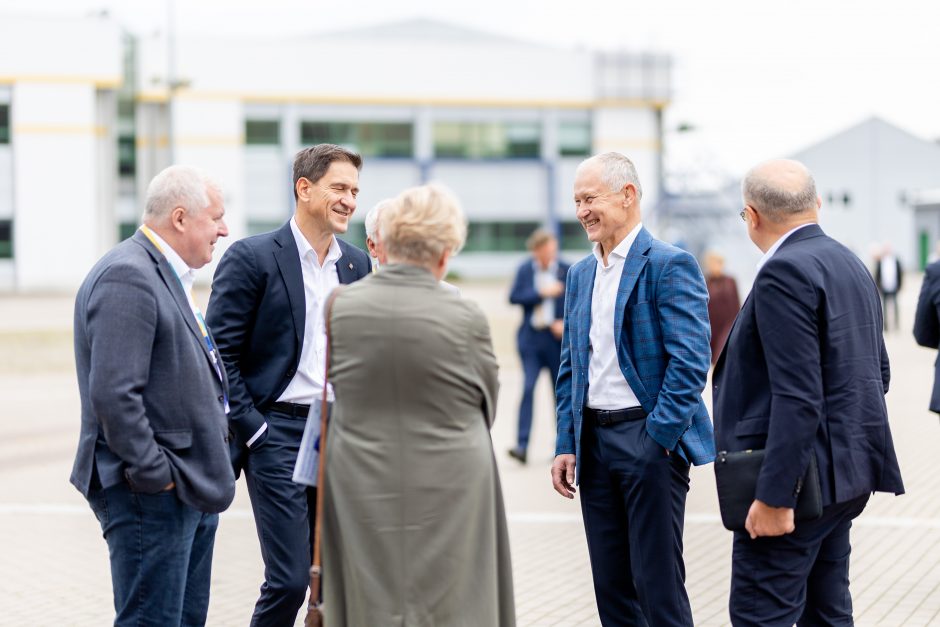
0,15,670,290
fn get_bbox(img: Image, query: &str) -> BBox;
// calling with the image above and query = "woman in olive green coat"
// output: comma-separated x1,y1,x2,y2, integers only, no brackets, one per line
322,184,515,626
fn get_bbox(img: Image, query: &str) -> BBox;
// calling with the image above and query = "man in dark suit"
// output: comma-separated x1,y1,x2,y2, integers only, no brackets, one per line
875,245,904,331
507,228,569,464
206,144,371,626
713,159,905,626
551,152,714,626
913,258,940,415
71,165,235,626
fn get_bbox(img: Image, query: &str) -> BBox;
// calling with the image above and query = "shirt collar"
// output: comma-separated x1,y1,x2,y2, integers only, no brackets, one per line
756,223,814,271
143,226,194,284
592,222,643,267
290,217,342,266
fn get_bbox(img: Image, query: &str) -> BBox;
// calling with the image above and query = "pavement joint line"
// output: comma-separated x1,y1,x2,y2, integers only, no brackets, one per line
2,504,939,530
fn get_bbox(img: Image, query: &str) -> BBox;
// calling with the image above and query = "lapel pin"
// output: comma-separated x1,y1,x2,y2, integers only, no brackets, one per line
348,263,354,270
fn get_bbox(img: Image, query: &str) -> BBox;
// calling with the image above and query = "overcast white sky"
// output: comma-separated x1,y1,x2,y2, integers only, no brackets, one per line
4,0,940,176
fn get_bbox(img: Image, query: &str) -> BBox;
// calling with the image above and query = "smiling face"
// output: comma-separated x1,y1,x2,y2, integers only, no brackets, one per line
176,187,228,269
573,161,638,257
297,160,360,235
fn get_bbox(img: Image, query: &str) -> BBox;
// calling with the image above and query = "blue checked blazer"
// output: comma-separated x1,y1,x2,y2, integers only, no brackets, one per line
555,227,715,477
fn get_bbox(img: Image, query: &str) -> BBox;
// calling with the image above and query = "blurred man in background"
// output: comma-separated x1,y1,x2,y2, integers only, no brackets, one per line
507,228,568,464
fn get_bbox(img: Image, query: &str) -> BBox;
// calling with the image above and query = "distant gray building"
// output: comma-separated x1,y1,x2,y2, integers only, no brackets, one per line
792,116,940,270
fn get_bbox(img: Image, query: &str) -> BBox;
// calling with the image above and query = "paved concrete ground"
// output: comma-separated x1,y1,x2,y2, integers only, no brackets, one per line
1,277,939,626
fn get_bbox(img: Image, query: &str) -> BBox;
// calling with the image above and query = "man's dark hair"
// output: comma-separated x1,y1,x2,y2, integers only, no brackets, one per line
292,144,362,201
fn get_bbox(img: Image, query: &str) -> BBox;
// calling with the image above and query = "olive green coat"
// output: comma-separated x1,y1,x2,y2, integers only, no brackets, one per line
322,264,515,627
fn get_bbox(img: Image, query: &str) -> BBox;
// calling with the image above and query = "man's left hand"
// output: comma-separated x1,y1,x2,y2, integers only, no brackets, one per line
549,320,564,340
744,499,795,539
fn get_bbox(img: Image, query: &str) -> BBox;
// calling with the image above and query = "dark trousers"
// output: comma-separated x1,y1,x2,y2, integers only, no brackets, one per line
579,416,693,627
87,482,218,627
245,408,317,627
515,329,561,451
730,494,870,627
881,291,899,330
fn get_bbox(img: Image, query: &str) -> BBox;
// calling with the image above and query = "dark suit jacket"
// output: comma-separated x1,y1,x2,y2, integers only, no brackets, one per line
713,225,904,508
913,260,940,413
71,231,236,514
874,256,904,295
508,258,570,348
205,221,370,470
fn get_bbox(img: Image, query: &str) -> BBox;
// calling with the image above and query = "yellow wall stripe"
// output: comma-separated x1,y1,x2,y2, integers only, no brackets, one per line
0,75,121,89
14,124,108,137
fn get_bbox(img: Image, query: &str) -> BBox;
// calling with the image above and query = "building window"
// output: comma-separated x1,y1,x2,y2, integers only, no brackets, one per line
300,121,413,157
433,122,541,159
118,135,136,176
0,220,13,258
245,120,281,146
558,121,591,156
118,221,138,241
559,221,591,250
0,104,9,145
462,221,541,252
246,220,285,236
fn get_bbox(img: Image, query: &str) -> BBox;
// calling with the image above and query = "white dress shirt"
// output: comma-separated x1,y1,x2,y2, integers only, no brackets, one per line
587,222,644,410
756,223,814,271
532,260,559,328
145,228,200,321
277,217,342,404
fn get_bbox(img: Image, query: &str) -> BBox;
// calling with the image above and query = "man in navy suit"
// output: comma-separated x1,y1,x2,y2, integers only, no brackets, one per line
713,159,904,626
507,229,569,464
914,258,940,415
551,152,714,626
206,144,371,626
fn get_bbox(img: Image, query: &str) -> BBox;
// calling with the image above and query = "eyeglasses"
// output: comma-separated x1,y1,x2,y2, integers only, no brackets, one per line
739,209,747,222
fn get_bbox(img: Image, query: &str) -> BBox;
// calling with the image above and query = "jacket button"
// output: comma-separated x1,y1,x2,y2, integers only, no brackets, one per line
286,369,296,377
217,395,224,402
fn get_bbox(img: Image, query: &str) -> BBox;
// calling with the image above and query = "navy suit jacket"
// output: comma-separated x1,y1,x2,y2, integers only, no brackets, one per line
713,225,904,508
913,259,940,413
555,227,715,478
206,221,371,470
508,258,570,347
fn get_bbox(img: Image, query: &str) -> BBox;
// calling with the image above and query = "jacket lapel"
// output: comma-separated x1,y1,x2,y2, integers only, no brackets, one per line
612,228,651,400
133,231,217,370
272,223,306,347
335,239,365,284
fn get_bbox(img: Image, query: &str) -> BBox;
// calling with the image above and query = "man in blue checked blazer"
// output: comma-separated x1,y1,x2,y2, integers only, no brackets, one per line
551,152,713,627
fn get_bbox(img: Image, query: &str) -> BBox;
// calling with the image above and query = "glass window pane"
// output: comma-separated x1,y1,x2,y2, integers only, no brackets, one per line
245,119,280,146
118,135,136,176
560,221,591,249
0,105,9,144
433,121,540,159
117,221,137,242
0,219,11,258
559,121,591,157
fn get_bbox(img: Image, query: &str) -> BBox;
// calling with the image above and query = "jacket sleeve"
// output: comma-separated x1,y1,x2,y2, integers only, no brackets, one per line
554,269,576,456
645,251,712,451
509,262,542,306
206,241,268,446
752,258,823,508
914,264,940,349
464,301,500,428
86,264,172,493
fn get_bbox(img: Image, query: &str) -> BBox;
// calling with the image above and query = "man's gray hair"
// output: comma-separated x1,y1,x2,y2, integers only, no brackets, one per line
579,152,643,200
365,198,396,241
742,161,818,222
143,165,220,221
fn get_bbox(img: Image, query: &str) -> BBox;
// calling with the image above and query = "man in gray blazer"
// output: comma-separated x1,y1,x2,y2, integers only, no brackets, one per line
71,165,236,626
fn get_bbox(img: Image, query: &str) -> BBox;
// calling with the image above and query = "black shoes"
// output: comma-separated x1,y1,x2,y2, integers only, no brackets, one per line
507,447,527,464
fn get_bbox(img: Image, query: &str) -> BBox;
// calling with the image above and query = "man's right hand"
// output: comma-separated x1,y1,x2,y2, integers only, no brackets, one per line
162,481,176,491
551,454,577,499
540,281,564,299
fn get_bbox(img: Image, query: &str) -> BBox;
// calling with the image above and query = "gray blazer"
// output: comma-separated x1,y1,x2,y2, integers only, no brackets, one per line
70,231,236,514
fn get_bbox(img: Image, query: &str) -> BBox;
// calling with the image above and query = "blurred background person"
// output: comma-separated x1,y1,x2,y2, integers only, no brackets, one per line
321,184,515,626
507,228,569,464
703,250,740,365
874,243,904,331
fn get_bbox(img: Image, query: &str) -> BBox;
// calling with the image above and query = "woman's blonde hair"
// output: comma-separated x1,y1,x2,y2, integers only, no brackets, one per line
379,184,467,266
